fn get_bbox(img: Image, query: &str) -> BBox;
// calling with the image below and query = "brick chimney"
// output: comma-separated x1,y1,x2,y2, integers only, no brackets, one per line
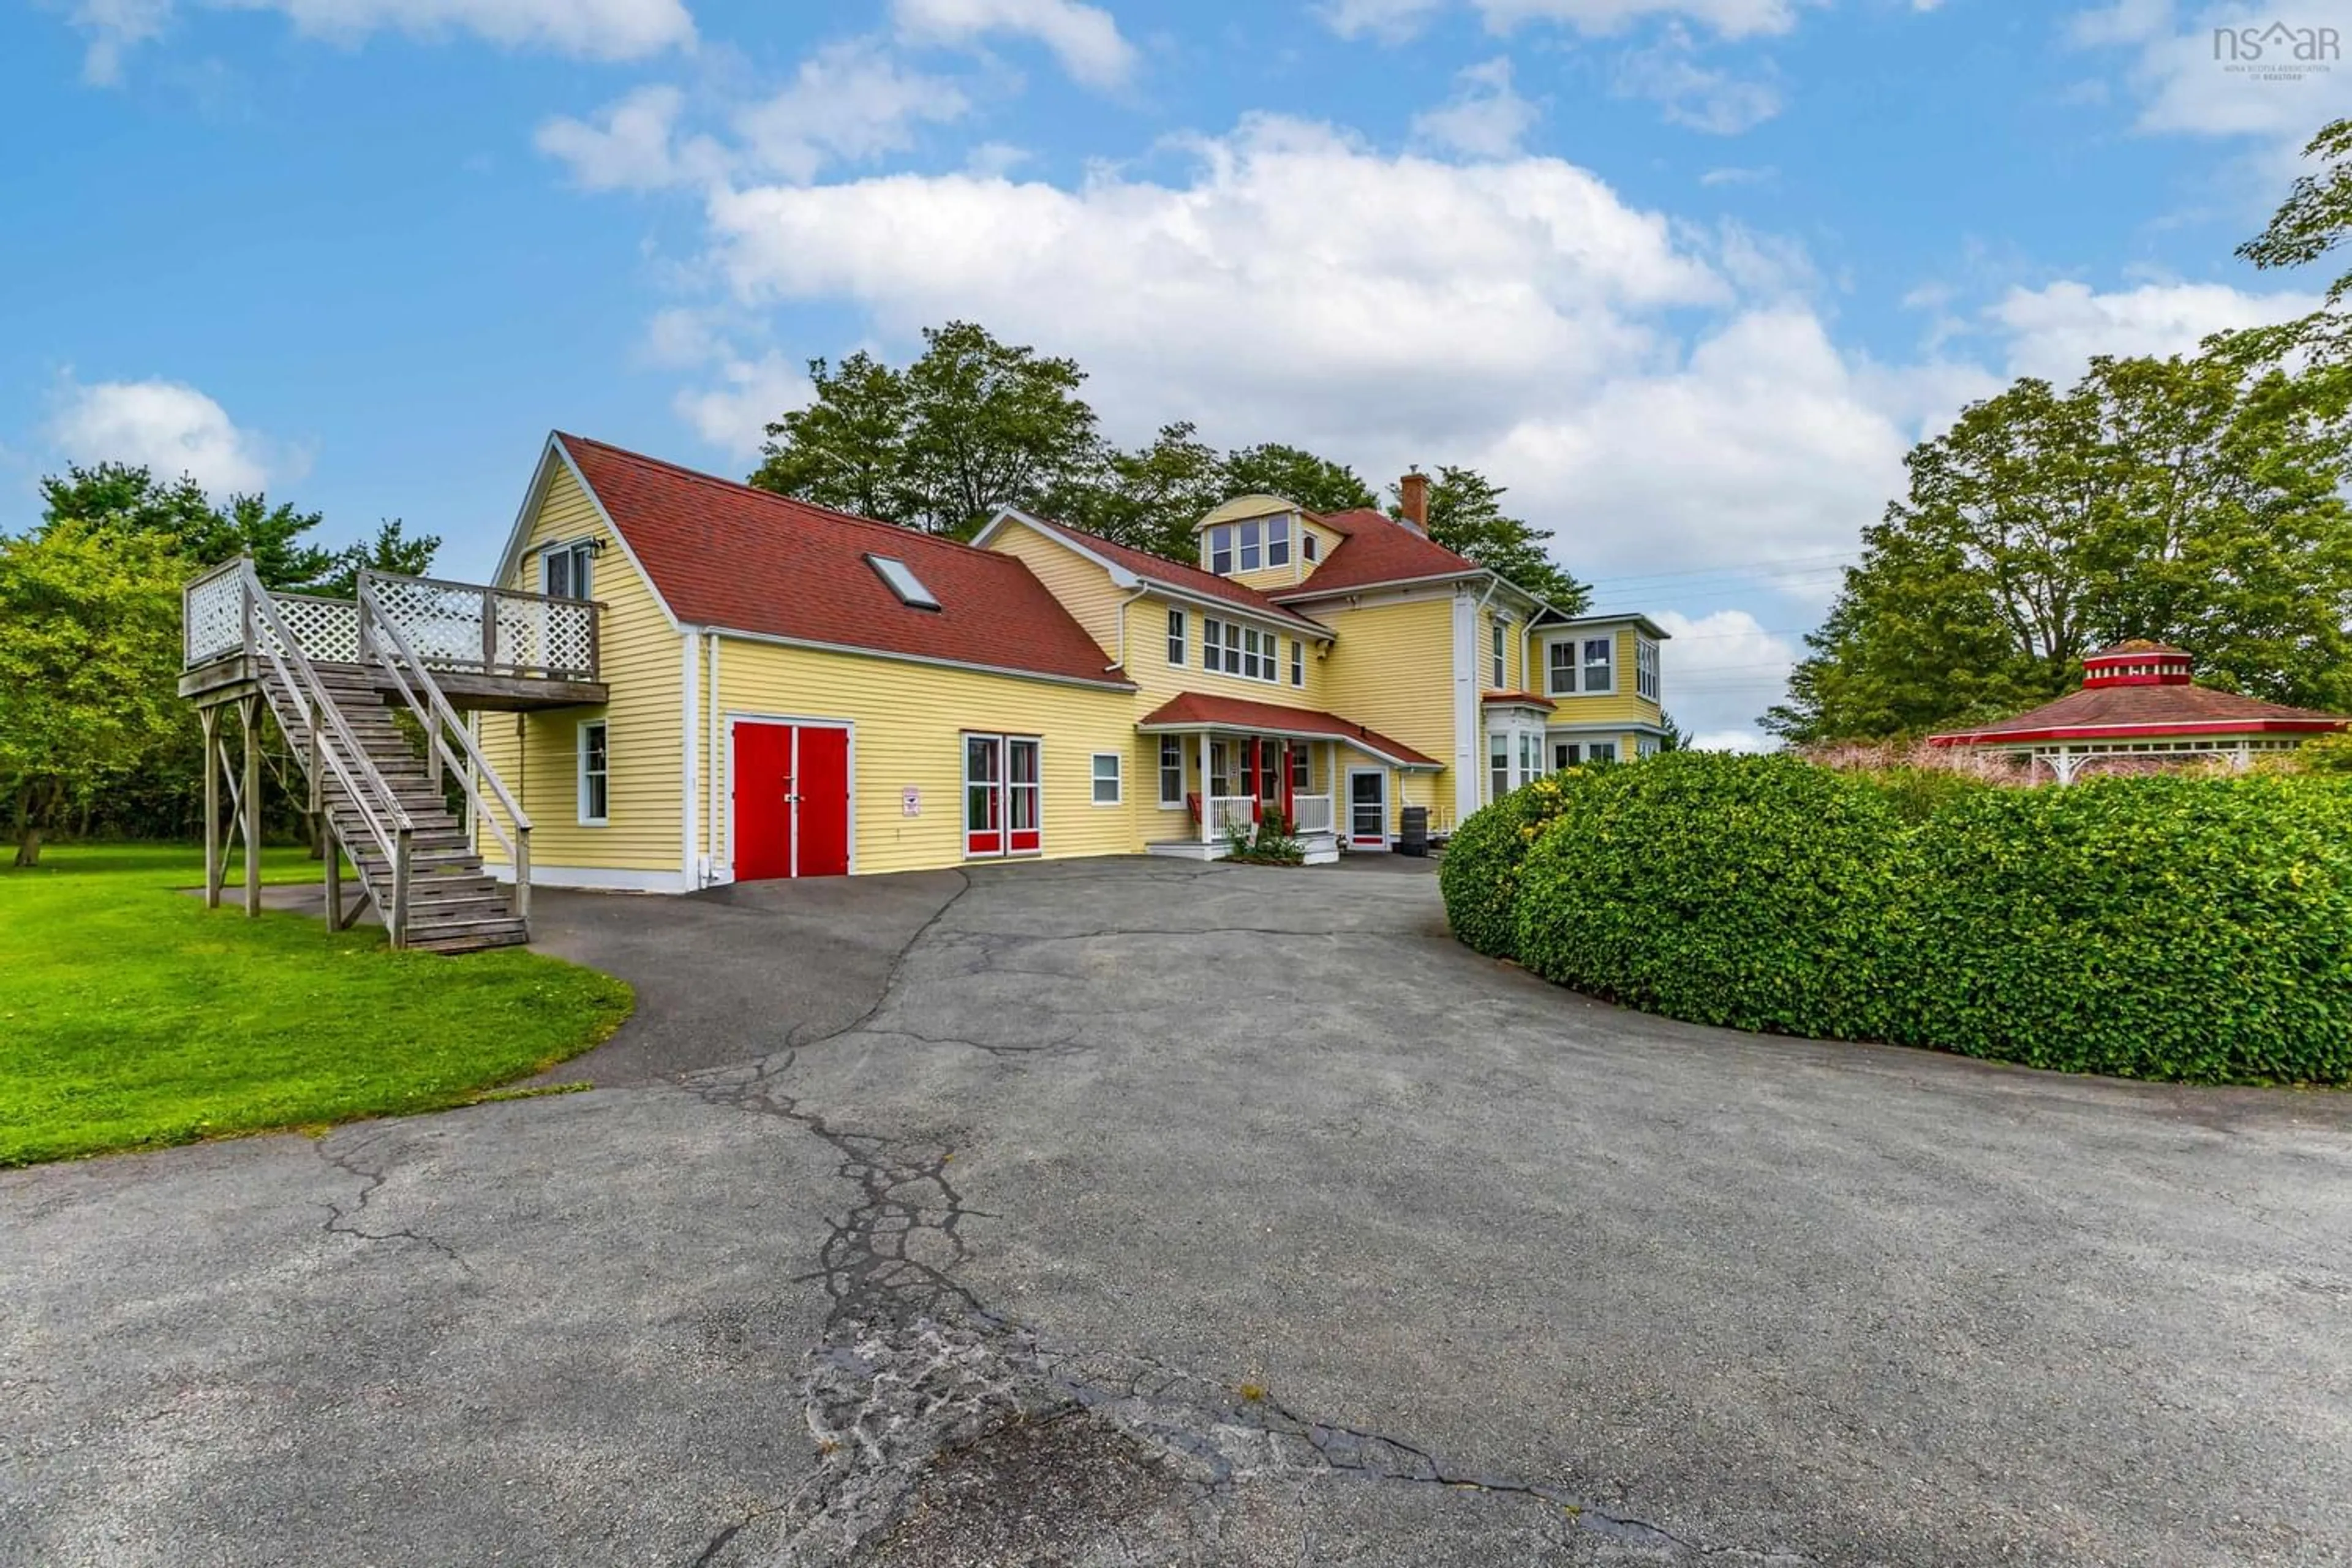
1398,471,1429,534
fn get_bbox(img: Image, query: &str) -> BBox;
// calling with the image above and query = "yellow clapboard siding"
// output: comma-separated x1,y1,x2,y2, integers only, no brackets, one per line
477,462,685,873
713,637,1139,875
984,521,1128,666
1313,594,1458,772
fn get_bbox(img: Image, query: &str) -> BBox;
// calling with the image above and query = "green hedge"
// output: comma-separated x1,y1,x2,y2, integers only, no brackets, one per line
1885,775,2352,1084
1436,770,1581,959
1512,753,1910,1038
1448,754,2352,1085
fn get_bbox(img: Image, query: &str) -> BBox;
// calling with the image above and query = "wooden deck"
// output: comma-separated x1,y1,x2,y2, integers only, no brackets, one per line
180,655,606,712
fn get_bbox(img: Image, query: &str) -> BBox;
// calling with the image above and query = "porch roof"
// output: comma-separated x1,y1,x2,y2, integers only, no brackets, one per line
1137,692,1444,770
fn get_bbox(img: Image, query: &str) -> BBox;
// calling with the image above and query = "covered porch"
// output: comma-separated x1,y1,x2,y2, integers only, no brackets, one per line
1136,693,1447,864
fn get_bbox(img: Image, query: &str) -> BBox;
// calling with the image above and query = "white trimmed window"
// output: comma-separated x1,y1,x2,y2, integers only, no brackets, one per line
1222,619,1243,673
1159,736,1185,807
1589,740,1618,763
543,539,594,600
1267,514,1291,567
1290,639,1304,687
1491,621,1507,688
1635,637,1659,701
1167,608,1186,666
1208,526,1234,575
1238,518,1262,571
578,720,609,825
1303,531,1319,562
1091,752,1122,805
1581,636,1615,693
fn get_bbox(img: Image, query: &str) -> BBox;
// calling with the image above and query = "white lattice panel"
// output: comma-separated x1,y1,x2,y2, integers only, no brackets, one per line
489,593,594,676
184,571,245,665
267,594,360,663
372,576,486,668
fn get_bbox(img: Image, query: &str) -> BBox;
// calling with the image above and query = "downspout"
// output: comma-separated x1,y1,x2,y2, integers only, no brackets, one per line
1107,586,1150,671
706,631,722,883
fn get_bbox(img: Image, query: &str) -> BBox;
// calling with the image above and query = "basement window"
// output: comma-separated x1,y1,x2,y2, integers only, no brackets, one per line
866,554,940,610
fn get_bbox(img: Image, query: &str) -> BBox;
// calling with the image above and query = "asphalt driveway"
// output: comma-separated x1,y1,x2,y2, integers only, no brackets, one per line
6,857,2351,1566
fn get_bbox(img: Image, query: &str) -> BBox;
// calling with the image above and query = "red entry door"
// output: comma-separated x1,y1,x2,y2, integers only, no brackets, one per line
733,722,851,880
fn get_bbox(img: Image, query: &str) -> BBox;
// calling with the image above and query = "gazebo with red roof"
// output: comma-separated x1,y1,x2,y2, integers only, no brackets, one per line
1926,641,2348,783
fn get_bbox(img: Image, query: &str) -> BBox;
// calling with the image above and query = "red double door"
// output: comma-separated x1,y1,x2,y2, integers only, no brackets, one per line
733,722,850,880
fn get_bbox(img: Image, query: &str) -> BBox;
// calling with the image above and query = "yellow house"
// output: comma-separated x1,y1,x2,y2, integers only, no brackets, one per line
456,434,1668,891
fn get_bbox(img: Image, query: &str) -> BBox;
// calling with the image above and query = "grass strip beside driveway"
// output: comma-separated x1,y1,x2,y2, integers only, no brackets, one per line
0,844,633,1166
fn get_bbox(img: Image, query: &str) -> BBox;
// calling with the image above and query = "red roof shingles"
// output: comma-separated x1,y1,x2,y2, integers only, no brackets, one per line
1137,692,1442,768
1932,682,2347,744
1273,508,1480,600
1008,513,1329,634
557,435,1130,689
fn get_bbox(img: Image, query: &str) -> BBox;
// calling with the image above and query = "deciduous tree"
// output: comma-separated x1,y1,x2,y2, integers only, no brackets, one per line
1395,466,1589,612
0,524,188,865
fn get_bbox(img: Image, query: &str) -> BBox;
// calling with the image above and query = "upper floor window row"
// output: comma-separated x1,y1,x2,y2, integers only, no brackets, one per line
1207,514,1292,575
1201,616,1284,684
1547,633,1660,700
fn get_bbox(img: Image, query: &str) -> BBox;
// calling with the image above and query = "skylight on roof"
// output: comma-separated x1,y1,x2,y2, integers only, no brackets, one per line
865,553,940,611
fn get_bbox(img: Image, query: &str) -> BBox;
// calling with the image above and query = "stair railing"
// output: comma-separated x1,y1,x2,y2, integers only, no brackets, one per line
235,559,418,941
355,574,535,924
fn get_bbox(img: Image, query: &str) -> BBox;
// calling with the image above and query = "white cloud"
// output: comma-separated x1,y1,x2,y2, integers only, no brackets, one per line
1650,609,1801,747
1612,25,1784,133
537,84,720,192
1479,0,1814,39
701,115,1724,458
70,0,172,85
1317,0,1448,42
890,0,1136,88
673,353,812,459
2071,1,2348,140
735,39,973,183
535,42,971,192
1411,57,1541,157
46,377,285,496
1988,277,2323,379
67,0,693,79
1699,164,1777,186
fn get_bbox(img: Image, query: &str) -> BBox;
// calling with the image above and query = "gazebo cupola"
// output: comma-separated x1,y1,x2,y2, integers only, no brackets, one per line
2080,641,2195,688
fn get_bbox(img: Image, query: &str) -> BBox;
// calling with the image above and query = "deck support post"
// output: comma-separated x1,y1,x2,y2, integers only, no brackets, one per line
323,821,342,932
241,693,263,918
199,704,222,910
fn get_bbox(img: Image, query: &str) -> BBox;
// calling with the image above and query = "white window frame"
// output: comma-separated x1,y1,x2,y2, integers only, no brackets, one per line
1267,514,1291,567
1208,526,1234,575
963,733,1044,858
543,538,594,600
1167,608,1186,666
1582,636,1615,695
1290,639,1304,687
1158,736,1185,807
1547,639,1577,698
1222,620,1243,674
1588,740,1618,764
1490,733,1510,804
1303,531,1319,563
1238,518,1262,571
1202,616,1221,672
1090,752,1122,806
1554,741,1578,770
1635,636,1659,701
1491,620,1507,688
577,719,609,826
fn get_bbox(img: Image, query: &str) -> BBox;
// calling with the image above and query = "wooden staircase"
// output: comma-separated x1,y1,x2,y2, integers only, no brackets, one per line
301,666,529,953
191,556,541,955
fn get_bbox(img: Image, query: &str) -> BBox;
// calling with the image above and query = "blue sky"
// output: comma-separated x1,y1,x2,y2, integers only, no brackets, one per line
6,0,2345,744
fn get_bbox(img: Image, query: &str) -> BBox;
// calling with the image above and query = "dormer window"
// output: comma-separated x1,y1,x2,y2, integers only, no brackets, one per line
1208,526,1234,575
1303,531,1319,563
865,554,939,610
1239,518,1262,571
1267,514,1290,567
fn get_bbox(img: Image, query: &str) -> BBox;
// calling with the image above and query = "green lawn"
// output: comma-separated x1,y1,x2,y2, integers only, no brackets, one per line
0,843,634,1166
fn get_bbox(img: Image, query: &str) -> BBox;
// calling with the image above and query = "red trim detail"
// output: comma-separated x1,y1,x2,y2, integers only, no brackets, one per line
1929,718,2346,746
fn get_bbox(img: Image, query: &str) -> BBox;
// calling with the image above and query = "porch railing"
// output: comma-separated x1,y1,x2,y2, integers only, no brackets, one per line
183,560,600,682
1290,793,1334,835
1209,796,1258,834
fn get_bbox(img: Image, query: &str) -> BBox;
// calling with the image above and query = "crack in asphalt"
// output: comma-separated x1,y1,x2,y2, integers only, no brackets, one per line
314,1137,473,1277
676,872,1816,1567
